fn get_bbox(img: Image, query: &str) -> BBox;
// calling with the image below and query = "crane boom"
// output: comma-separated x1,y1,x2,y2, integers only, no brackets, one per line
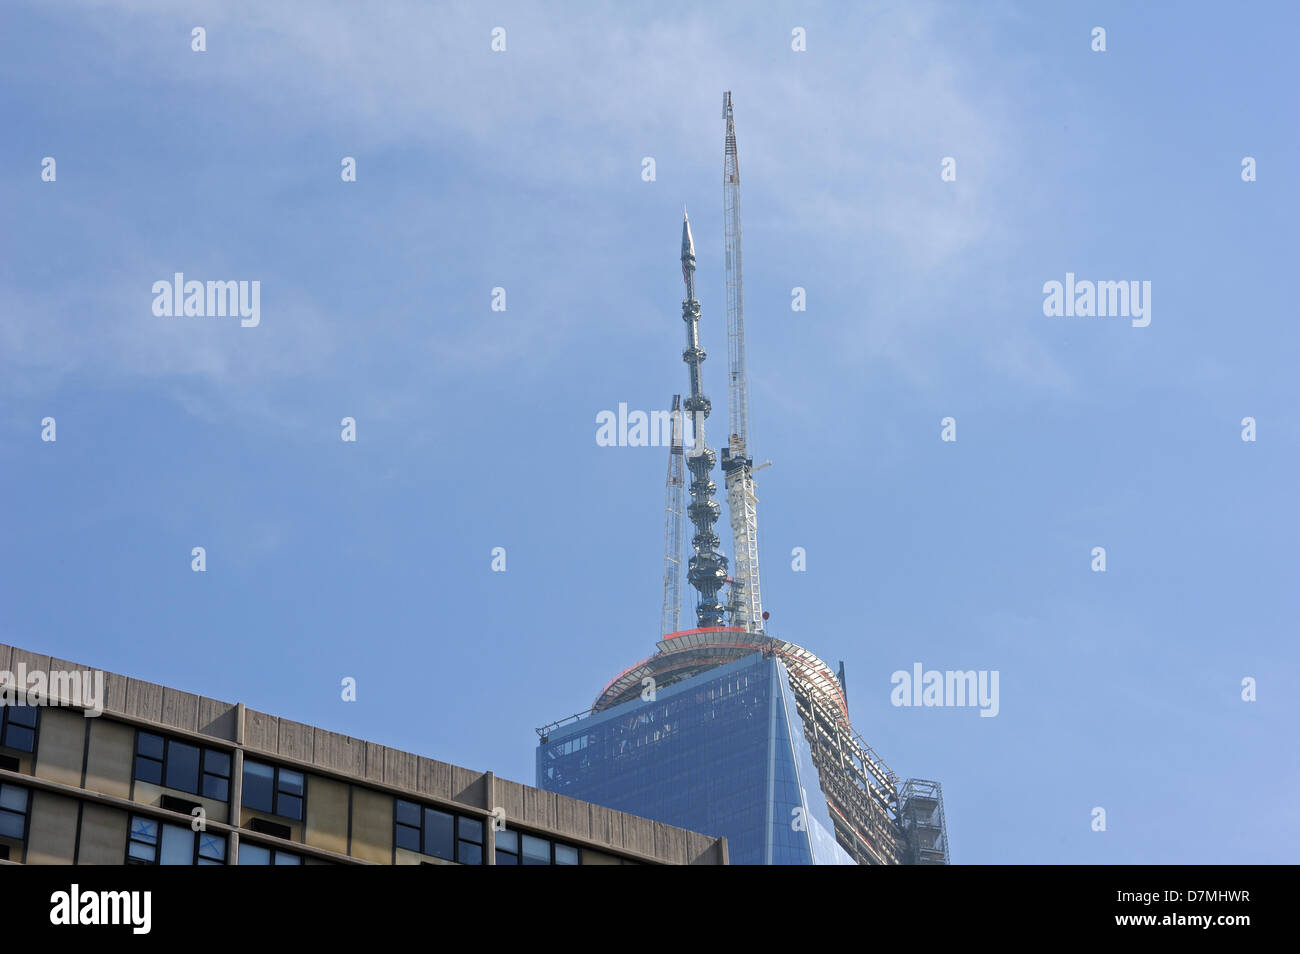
660,394,685,638
720,91,765,633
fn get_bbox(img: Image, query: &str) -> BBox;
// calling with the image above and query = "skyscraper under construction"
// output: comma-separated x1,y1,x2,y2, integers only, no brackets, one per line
536,94,948,865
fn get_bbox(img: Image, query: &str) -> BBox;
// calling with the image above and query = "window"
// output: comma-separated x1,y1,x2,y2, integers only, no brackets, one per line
242,761,304,821
554,843,580,865
0,783,29,840
394,799,484,864
522,833,550,865
495,829,519,865
133,731,232,801
496,827,582,866
0,705,37,752
239,842,303,865
126,814,225,865
458,816,484,866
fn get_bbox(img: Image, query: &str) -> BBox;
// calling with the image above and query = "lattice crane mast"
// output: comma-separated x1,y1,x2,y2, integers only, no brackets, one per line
660,394,686,638
720,91,765,633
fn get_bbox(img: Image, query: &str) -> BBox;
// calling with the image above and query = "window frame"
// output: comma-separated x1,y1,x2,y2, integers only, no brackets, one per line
0,782,31,848
132,730,232,802
393,798,485,865
0,703,39,753
241,759,307,822
238,840,304,865
494,826,582,866
125,813,226,865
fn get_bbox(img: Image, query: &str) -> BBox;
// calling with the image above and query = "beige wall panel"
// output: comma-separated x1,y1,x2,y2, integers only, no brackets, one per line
84,718,134,799
77,804,128,865
25,790,78,864
304,774,348,855
33,707,85,787
349,786,392,864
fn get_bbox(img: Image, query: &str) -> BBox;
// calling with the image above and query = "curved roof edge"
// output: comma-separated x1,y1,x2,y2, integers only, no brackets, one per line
593,627,849,724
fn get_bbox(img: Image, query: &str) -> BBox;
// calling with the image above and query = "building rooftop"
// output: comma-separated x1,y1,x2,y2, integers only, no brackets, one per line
0,641,727,865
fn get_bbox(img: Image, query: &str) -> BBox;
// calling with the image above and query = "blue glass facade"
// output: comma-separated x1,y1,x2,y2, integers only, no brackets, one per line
537,652,853,865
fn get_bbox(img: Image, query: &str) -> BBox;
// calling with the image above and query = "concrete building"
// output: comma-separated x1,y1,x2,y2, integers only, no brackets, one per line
0,642,727,866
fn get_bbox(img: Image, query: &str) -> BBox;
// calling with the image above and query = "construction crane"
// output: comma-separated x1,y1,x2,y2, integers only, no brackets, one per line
720,91,765,633
660,394,685,638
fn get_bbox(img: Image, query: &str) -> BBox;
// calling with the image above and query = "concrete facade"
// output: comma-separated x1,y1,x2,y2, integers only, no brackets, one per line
0,642,727,866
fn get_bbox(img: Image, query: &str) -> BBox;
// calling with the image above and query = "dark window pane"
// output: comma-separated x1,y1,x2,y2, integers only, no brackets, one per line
4,725,34,752
395,824,420,851
0,812,24,839
136,732,164,759
240,843,271,865
457,841,483,865
202,774,229,802
134,756,163,785
164,742,200,794
0,786,26,812
395,800,420,827
8,706,38,728
277,769,304,796
496,830,518,853
521,834,550,865
203,750,230,778
243,762,275,812
554,844,579,865
278,794,302,821
495,849,519,865
423,808,454,860
458,817,484,844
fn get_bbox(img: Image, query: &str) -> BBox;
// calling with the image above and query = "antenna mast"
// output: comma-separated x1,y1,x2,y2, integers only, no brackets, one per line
680,212,729,627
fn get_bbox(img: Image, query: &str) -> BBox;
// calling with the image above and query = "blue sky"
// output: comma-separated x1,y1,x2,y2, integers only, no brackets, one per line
2,1,1296,863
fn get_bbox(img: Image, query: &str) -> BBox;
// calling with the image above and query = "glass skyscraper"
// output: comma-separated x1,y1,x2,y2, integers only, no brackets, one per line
538,652,851,865
537,627,946,865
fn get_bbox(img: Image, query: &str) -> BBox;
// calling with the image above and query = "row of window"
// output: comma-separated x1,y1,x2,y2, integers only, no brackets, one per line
496,828,580,865
133,731,231,800
126,814,226,865
132,731,303,822
0,781,611,866
4,721,622,865
125,818,311,865
395,799,484,864
238,842,302,865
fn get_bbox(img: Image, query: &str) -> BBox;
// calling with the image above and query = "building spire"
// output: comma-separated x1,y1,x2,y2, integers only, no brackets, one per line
679,211,728,627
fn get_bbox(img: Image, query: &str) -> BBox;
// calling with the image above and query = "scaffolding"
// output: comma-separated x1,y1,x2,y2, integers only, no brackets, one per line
898,778,950,865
